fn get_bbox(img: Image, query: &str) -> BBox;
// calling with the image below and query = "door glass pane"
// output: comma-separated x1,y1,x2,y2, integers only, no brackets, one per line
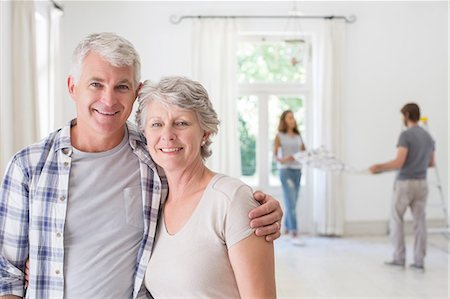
268,95,306,186
238,95,258,186
35,11,50,139
237,41,308,84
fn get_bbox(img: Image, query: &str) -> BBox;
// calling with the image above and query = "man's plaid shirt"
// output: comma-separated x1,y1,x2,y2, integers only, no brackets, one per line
0,120,167,298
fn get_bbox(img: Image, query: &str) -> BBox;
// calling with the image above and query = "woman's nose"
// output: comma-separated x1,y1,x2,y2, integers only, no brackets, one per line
161,127,176,141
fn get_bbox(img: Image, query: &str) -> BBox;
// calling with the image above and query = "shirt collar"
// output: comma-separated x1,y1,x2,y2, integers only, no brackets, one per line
53,119,147,155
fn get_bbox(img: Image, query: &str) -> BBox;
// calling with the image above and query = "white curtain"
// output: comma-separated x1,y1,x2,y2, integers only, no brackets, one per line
0,0,13,176
0,1,39,175
312,19,346,236
192,19,241,177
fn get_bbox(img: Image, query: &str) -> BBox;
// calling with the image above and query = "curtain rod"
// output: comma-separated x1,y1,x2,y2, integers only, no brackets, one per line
170,14,356,24
51,0,63,12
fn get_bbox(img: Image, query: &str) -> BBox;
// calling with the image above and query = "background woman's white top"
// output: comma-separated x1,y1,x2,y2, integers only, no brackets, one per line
277,132,303,169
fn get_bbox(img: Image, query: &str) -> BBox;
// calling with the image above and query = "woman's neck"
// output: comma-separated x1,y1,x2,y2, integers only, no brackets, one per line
165,161,214,202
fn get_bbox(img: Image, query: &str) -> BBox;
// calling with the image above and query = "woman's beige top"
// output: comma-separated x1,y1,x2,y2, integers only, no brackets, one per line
145,174,259,298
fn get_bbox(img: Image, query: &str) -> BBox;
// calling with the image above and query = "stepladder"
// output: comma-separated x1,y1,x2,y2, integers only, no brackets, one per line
420,117,449,236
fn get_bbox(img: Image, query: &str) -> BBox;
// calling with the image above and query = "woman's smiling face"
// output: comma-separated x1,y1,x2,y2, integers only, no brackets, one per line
144,100,206,172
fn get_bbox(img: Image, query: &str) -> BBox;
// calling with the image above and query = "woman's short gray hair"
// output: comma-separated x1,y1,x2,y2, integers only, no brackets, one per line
70,32,141,86
136,76,220,160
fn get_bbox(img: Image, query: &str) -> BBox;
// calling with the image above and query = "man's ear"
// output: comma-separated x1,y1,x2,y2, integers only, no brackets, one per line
67,76,76,99
135,82,143,98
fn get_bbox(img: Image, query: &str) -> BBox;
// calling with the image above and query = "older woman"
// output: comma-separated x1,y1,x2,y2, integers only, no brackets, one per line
136,76,276,298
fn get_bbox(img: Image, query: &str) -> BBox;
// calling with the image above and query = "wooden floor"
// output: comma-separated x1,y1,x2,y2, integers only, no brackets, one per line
275,234,449,298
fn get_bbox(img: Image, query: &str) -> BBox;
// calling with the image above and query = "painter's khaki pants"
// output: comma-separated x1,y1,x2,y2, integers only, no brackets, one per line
390,179,428,266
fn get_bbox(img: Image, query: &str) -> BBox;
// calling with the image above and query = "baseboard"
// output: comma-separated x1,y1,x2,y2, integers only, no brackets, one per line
344,219,448,236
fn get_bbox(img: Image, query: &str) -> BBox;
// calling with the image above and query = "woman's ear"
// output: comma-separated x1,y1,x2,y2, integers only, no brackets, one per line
201,132,211,146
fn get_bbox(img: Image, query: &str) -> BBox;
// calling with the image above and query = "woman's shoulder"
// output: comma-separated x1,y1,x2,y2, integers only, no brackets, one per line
208,174,253,201
211,174,250,191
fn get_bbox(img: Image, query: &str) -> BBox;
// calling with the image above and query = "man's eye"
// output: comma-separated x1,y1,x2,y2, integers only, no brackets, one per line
90,82,102,88
117,85,130,90
176,121,188,126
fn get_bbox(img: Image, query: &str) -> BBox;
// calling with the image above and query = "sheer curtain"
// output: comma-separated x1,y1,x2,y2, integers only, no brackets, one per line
12,1,40,145
312,19,346,236
0,0,13,175
192,19,241,177
0,1,39,175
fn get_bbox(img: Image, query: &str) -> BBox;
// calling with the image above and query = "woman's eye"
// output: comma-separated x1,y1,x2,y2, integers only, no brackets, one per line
151,123,162,128
176,121,188,126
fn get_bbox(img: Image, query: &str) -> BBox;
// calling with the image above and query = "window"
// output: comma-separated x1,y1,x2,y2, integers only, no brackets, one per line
34,0,62,138
237,35,311,189
35,6,51,138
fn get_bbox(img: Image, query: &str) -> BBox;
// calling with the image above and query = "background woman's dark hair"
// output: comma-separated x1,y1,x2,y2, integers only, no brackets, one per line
400,103,421,122
277,110,300,135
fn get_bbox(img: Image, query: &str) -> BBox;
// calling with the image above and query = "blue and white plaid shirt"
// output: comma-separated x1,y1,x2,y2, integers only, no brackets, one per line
0,120,167,298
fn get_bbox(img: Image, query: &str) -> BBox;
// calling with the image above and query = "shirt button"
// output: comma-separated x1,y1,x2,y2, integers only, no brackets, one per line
56,232,62,238
60,195,65,202
63,162,69,167
55,270,60,275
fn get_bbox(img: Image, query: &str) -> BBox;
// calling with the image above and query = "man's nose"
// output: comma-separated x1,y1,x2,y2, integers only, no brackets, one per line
101,87,118,107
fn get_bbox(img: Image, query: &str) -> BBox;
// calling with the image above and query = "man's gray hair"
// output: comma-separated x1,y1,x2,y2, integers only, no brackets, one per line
70,32,141,86
136,76,220,160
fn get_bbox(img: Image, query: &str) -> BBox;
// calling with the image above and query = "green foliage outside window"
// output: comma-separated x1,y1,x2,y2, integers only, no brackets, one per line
238,114,256,176
237,41,307,83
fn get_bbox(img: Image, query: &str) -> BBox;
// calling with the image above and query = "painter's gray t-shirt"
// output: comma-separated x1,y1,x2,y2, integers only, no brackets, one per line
397,125,435,180
64,130,143,298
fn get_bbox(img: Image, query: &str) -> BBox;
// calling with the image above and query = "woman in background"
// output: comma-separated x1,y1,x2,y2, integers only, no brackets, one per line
137,76,276,298
274,110,306,246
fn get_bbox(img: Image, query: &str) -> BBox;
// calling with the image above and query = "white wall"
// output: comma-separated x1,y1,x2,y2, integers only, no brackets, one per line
58,1,448,232
340,2,448,225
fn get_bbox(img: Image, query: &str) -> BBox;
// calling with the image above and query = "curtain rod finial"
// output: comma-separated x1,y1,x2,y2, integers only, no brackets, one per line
346,15,356,23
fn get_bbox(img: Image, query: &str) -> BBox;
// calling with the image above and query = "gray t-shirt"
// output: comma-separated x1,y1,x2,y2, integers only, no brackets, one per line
397,125,435,180
145,174,259,298
64,129,143,298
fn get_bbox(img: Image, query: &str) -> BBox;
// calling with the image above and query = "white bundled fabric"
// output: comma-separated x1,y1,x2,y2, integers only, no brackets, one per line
293,146,369,174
